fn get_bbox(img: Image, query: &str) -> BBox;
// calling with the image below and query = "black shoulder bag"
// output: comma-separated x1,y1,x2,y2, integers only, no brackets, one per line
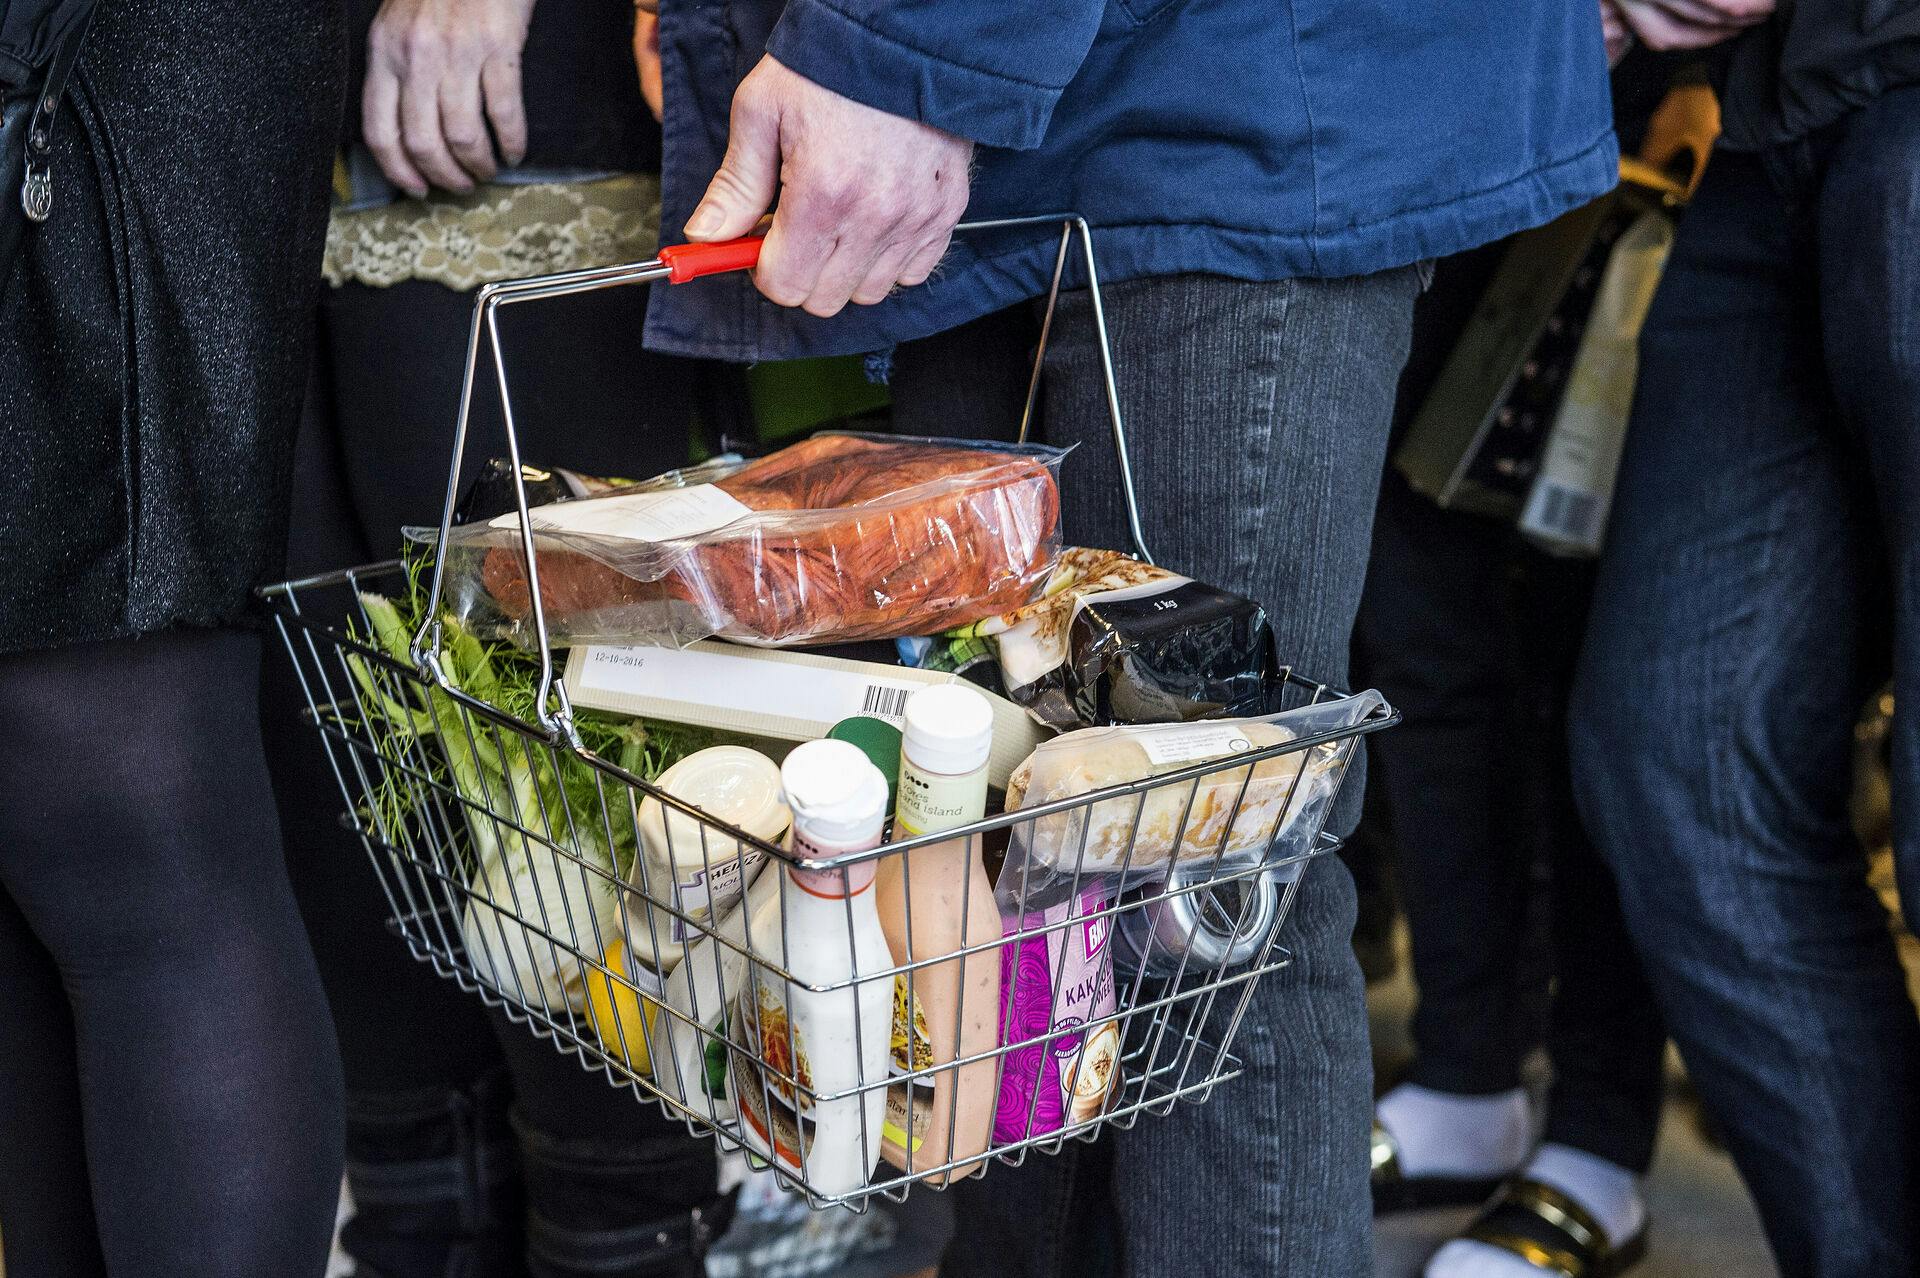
1,0,96,293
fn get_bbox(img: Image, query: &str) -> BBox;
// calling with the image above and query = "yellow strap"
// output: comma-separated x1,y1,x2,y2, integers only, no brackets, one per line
1464,1227,1587,1278
1626,81,1722,202
1506,1179,1610,1257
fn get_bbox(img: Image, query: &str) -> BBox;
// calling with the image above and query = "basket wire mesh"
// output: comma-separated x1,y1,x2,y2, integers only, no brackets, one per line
260,217,1396,1209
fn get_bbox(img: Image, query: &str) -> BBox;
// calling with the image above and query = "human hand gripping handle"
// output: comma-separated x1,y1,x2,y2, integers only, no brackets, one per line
683,55,974,318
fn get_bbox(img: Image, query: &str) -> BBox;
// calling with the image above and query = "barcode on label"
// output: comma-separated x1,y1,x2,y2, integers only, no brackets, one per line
1533,481,1601,545
861,685,912,721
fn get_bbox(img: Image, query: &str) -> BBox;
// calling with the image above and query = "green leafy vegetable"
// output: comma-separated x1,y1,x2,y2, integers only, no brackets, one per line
332,553,729,1006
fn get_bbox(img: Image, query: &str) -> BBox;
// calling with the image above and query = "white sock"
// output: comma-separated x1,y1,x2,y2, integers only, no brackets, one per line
1375,1083,1533,1179
1422,1143,1645,1278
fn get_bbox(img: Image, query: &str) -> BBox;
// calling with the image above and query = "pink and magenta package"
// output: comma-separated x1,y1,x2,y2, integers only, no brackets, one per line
992,887,1120,1142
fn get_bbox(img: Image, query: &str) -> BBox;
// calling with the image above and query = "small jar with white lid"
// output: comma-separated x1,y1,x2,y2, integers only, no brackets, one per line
632,745,788,974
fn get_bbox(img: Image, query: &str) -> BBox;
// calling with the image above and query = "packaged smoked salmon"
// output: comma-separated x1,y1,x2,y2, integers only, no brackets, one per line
426,433,1068,649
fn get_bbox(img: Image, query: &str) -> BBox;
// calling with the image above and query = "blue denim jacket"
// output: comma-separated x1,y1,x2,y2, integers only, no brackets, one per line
645,0,1618,362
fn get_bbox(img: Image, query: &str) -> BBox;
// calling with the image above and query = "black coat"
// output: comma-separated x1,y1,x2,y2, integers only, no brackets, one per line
0,0,343,654
1721,0,1920,148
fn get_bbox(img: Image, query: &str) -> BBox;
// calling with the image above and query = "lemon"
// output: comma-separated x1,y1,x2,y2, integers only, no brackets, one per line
584,938,656,1075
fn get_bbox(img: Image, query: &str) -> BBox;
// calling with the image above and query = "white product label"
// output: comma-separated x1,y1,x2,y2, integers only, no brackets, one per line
572,644,924,729
1519,210,1675,557
1135,722,1254,766
1073,572,1189,616
489,484,751,543
669,848,765,942
895,762,990,838
623,962,668,1000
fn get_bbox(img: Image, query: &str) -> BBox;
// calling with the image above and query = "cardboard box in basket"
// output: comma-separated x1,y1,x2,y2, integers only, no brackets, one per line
564,640,1047,790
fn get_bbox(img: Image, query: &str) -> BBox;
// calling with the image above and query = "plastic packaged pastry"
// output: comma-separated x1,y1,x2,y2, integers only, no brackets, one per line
996,691,1386,910
431,434,1067,649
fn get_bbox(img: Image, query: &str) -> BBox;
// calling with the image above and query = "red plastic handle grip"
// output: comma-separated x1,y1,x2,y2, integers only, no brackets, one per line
658,236,765,284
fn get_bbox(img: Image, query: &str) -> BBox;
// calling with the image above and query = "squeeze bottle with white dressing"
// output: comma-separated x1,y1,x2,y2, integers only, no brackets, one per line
728,741,893,1196
877,683,1002,1179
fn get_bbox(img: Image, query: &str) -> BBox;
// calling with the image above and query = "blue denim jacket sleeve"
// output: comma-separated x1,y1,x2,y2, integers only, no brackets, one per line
763,0,1104,150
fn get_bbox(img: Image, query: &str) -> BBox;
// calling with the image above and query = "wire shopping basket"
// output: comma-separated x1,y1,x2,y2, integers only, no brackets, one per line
261,216,1397,1209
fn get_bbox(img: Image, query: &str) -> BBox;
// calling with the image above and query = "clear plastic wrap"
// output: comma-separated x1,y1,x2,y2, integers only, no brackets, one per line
956,547,1277,729
995,691,1387,912
428,433,1067,649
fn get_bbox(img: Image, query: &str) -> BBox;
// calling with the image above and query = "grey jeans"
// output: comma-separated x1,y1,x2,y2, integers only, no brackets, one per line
891,267,1422,1277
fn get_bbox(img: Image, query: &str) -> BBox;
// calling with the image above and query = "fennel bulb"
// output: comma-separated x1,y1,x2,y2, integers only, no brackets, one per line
462,837,624,1011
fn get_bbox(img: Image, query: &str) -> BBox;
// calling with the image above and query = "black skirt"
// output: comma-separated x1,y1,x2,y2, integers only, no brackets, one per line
0,0,343,654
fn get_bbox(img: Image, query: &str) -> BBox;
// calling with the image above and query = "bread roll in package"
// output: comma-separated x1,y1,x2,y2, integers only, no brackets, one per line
428,433,1068,650
995,691,1387,912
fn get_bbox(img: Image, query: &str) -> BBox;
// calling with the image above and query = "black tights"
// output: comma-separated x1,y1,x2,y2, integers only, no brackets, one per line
0,629,344,1278
261,278,722,1278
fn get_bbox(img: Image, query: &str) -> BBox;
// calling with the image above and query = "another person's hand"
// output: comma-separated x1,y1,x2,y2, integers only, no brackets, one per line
364,0,537,197
1601,1,1633,66
685,55,973,318
1609,0,1773,50
633,9,663,122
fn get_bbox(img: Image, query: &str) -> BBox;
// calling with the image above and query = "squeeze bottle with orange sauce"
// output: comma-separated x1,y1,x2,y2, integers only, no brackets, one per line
877,684,1003,1179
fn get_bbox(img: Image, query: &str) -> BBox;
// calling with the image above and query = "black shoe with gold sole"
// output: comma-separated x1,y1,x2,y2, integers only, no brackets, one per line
1370,1121,1510,1214
1458,1177,1648,1277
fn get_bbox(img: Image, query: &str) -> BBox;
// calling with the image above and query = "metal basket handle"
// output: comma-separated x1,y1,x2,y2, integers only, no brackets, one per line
410,215,1150,744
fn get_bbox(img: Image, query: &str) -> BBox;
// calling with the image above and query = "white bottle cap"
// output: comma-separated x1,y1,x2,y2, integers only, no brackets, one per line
900,683,994,777
643,746,789,868
780,740,890,847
